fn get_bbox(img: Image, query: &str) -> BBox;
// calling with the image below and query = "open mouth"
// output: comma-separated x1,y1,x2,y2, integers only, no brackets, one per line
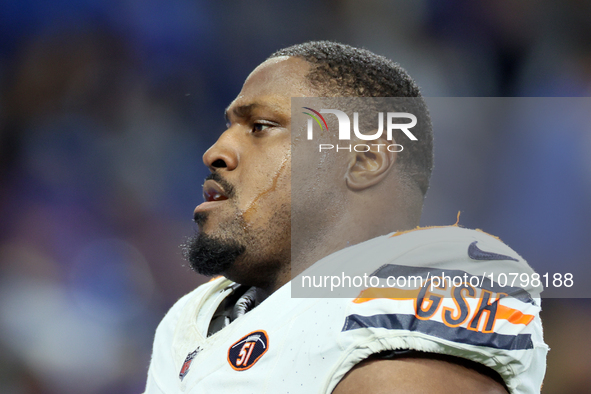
194,178,232,217
203,179,229,202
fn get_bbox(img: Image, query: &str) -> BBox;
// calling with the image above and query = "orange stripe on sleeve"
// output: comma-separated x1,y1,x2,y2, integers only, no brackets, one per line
496,304,535,326
353,288,421,303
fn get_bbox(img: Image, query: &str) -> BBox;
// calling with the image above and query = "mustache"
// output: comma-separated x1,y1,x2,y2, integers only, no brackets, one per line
205,172,236,199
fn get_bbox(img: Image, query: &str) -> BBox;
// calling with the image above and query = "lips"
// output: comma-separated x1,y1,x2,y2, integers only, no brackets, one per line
194,179,232,218
203,179,229,202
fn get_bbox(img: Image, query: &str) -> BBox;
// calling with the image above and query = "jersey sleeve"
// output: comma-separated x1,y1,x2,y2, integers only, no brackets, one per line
327,228,548,394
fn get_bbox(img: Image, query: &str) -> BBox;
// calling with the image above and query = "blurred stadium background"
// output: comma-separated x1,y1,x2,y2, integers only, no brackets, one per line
0,0,589,392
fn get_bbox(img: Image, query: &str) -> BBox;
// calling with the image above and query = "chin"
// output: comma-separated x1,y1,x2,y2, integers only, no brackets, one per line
183,232,245,277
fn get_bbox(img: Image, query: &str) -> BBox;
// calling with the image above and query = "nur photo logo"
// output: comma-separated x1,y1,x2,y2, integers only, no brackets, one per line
302,107,418,152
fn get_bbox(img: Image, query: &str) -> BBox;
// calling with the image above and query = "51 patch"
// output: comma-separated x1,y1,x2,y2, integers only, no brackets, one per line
228,330,269,371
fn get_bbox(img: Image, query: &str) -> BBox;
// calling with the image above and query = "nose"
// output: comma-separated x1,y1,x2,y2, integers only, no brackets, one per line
202,128,239,172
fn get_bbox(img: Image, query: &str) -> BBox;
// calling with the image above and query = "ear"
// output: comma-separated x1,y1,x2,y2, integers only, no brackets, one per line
345,137,397,191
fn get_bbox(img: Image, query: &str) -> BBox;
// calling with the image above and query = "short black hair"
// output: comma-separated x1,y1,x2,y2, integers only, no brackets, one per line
269,41,433,196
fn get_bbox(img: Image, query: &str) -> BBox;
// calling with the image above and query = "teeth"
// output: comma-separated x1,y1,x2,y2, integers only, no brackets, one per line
203,183,228,202
203,190,228,202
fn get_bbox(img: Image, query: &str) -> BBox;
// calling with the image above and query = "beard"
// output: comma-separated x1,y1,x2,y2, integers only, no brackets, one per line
182,171,291,287
182,210,247,277
183,230,246,277
182,206,291,289
183,172,247,277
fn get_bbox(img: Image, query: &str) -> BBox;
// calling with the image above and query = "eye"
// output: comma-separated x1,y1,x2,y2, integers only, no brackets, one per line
252,123,271,133
252,120,279,133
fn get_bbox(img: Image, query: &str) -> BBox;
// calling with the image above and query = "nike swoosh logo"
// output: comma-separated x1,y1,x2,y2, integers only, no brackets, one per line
468,241,518,262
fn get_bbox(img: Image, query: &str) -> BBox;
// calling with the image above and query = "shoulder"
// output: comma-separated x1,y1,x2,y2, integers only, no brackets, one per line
359,226,540,306
313,226,533,281
154,277,231,341
145,277,232,391
319,226,547,394
383,225,527,267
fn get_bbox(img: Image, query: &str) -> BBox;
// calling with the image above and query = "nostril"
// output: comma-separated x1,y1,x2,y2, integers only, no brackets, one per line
212,159,226,168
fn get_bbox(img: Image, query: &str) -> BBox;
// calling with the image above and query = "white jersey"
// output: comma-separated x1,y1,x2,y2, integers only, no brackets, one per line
145,226,547,394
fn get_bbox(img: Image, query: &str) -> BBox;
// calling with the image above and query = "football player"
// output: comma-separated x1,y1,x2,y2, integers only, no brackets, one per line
144,41,547,393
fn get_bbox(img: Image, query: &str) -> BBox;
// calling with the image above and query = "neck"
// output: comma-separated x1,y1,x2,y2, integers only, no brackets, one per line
256,262,291,298
259,196,422,298
290,212,419,282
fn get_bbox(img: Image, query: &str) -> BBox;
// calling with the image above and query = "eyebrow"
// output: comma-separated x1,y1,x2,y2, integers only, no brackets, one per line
224,103,261,122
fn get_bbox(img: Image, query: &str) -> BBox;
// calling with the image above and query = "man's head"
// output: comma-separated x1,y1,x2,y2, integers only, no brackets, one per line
270,41,433,196
184,41,433,292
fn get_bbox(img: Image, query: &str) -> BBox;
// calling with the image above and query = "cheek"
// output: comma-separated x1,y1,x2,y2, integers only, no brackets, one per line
292,147,344,201
239,151,291,222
